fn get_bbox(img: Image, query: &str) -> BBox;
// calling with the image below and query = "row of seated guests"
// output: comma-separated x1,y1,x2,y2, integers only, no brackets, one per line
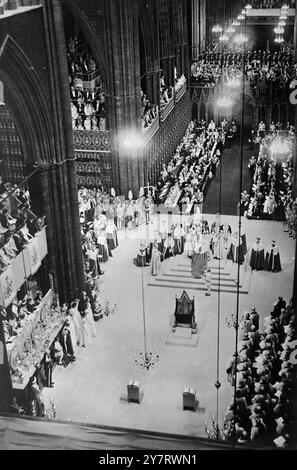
1,290,44,341
9,289,101,417
67,35,98,78
156,119,237,210
241,124,294,221
70,87,107,131
249,0,295,7
160,74,173,108
191,49,297,90
224,297,297,448
141,90,158,129
66,35,107,131
0,178,45,271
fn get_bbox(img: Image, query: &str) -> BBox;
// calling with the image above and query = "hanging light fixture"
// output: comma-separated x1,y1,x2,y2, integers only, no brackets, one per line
219,33,229,42
245,3,252,9
133,247,159,371
238,14,245,20
234,33,248,45
226,25,236,34
275,35,284,44
212,24,223,34
274,25,284,34
278,19,286,26
232,20,240,27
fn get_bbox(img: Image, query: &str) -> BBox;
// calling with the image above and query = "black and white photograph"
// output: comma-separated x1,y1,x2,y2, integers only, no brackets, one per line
0,0,297,456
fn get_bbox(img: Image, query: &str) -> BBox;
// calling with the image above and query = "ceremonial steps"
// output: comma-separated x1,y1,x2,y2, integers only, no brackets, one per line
147,258,251,294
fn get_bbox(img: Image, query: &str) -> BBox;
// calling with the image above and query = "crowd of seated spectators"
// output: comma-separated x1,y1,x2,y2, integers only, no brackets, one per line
0,290,44,342
155,119,238,211
160,74,174,109
174,71,186,91
223,297,297,448
140,90,158,130
0,175,45,272
66,35,107,131
249,0,295,7
191,49,297,90
240,122,294,223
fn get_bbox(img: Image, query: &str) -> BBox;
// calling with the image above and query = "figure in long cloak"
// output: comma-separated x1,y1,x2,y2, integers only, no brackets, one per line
151,244,162,276
191,245,208,279
250,237,265,270
265,240,282,272
227,233,245,265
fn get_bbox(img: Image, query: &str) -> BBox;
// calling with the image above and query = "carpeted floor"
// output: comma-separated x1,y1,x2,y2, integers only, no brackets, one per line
42,214,295,442
203,131,252,215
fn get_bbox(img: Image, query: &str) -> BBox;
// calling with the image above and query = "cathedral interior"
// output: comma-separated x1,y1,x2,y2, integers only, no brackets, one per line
0,0,297,451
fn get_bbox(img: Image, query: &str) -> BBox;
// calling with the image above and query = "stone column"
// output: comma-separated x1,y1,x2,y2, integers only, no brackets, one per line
146,70,161,107
192,0,206,60
39,0,85,301
103,0,142,197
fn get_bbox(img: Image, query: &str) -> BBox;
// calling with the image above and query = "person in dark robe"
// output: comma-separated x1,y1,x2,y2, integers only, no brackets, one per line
227,232,245,265
61,324,76,364
133,243,148,267
273,297,286,318
265,240,282,272
250,307,260,331
191,245,208,279
250,237,265,270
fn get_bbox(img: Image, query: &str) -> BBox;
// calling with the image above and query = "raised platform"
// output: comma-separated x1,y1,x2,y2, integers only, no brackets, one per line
148,256,251,294
165,327,199,348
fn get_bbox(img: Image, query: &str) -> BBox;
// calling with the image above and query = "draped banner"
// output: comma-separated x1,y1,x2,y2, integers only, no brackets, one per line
0,228,48,307
11,252,26,293
0,265,16,308
27,237,41,276
35,227,48,261
22,248,31,279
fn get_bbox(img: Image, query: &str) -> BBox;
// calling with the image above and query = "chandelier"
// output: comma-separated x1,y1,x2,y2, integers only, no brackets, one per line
219,33,229,42
225,310,238,329
233,33,248,45
274,25,284,34
274,35,284,44
204,416,226,440
134,349,159,370
212,24,223,34
133,248,159,371
226,25,235,34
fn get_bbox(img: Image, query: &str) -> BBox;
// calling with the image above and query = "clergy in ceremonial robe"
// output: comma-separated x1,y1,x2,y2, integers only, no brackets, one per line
227,233,245,265
191,244,208,279
163,233,175,259
265,240,282,272
250,237,265,270
151,243,162,276
133,243,148,267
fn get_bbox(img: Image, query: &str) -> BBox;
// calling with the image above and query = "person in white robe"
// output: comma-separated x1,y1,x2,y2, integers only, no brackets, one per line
67,300,82,344
151,243,162,276
85,296,96,338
